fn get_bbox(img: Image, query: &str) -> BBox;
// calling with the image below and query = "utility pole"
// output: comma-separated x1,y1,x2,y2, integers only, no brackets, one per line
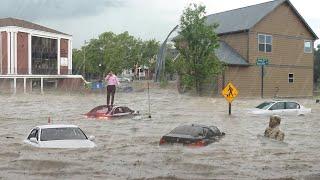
83,40,87,78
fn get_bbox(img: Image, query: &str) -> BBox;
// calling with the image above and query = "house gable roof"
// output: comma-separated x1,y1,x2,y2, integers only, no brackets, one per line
215,41,249,66
205,0,318,39
0,17,70,36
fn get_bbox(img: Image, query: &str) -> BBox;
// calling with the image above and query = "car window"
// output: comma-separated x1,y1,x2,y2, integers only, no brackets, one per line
208,126,222,136
28,129,39,140
114,107,124,114
122,107,132,113
256,102,273,110
170,126,204,137
205,128,214,138
286,102,300,109
269,102,285,110
40,127,87,141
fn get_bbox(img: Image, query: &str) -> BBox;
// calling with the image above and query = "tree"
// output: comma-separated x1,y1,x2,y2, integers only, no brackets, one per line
175,3,224,95
72,31,160,80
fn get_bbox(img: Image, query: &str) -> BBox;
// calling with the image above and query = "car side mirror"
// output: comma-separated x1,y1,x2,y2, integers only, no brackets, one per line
30,137,38,143
88,135,95,141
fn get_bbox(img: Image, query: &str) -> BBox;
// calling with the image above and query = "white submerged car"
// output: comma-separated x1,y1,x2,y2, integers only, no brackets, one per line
24,124,96,148
248,101,311,116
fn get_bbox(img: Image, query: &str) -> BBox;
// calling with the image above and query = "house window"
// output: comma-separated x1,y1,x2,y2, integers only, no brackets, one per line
288,73,294,83
304,40,312,53
258,34,272,52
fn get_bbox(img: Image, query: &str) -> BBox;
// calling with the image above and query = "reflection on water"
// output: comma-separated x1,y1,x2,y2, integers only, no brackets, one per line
0,89,319,179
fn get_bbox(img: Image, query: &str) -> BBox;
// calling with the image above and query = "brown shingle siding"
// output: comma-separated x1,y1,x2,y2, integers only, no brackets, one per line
253,3,314,39
220,32,249,60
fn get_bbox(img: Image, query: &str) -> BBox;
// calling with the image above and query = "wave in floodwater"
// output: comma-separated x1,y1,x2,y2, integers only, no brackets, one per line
0,89,319,179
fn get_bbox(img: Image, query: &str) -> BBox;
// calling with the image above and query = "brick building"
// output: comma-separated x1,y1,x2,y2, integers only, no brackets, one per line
0,18,82,93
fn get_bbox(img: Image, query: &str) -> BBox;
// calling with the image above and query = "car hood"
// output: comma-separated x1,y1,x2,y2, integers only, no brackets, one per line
38,140,96,149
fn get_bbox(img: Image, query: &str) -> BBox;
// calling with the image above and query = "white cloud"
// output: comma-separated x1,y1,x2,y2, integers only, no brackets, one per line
4,0,318,48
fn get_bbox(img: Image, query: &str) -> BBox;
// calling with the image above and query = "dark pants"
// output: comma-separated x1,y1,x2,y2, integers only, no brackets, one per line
107,85,116,106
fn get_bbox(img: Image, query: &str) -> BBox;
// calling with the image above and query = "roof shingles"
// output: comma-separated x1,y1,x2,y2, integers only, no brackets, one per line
205,0,286,35
215,41,249,66
0,17,69,36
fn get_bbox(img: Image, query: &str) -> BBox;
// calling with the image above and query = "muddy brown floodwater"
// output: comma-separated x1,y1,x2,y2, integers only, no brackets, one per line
0,88,320,179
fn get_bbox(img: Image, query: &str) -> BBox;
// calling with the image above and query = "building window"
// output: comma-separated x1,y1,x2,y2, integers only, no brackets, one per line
258,34,272,52
288,73,294,83
304,40,312,53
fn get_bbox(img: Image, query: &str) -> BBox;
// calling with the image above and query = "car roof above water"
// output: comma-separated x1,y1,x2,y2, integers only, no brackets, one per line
35,124,79,129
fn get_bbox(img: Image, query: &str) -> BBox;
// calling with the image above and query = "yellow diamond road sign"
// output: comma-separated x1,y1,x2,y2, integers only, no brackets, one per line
222,82,238,103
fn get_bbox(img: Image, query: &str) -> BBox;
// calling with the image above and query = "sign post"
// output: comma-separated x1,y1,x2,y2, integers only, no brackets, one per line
256,58,269,98
221,82,239,115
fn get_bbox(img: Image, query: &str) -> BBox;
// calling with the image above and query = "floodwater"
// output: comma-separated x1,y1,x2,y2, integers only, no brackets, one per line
0,87,320,179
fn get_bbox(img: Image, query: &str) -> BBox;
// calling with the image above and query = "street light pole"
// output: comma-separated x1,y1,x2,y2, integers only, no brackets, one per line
83,40,87,78
155,25,179,82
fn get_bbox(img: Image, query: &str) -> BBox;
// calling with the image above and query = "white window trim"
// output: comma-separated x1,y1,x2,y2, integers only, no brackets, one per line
288,73,294,83
304,40,312,53
258,34,272,53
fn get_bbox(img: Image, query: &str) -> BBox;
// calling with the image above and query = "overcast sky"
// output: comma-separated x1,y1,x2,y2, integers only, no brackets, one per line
2,0,319,48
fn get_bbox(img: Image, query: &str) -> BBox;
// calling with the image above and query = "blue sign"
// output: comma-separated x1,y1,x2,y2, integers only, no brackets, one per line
256,58,269,66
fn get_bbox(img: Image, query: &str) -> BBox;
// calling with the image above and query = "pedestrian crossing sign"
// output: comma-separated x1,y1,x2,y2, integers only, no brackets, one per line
222,82,238,103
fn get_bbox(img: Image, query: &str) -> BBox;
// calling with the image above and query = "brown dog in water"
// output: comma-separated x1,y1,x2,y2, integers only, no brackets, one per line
264,115,285,141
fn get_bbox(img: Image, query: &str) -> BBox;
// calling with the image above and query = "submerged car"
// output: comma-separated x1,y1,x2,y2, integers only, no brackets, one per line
24,124,96,148
248,101,311,116
159,124,225,147
85,105,139,119
118,76,131,83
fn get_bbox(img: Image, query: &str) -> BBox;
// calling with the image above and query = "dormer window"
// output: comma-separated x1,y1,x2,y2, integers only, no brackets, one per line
258,34,272,53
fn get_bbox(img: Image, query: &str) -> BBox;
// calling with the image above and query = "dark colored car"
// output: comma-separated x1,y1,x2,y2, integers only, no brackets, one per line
85,105,138,119
159,124,225,147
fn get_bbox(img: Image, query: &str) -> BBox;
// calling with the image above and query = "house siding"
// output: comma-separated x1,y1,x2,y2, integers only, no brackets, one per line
220,32,249,60
222,2,315,97
17,32,28,74
1,32,7,74
224,66,261,97
60,38,68,75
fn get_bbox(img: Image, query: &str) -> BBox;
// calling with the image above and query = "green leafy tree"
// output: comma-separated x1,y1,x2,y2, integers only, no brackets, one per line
72,31,160,80
175,3,224,95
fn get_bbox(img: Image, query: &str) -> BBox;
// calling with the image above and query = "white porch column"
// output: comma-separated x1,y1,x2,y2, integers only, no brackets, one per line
0,32,2,75
7,31,10,74
13,77,16,94
57,38,61,75
40,77,44,94
28,34,32,74
10,31,14,74
68,39,72,74
23,77,27,94
14,32,17,74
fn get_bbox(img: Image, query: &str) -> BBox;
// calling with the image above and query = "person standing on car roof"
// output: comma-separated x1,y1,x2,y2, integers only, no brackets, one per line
105,71,120,108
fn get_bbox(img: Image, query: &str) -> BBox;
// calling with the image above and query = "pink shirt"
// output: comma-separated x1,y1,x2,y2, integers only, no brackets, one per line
105,74,119,86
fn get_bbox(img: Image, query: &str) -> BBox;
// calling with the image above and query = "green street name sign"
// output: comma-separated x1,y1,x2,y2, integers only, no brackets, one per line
256,58,269,66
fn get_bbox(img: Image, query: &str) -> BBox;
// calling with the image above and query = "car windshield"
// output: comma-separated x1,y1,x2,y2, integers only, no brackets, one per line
256,102,274,110
40,127,87,141
170,126,204,137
